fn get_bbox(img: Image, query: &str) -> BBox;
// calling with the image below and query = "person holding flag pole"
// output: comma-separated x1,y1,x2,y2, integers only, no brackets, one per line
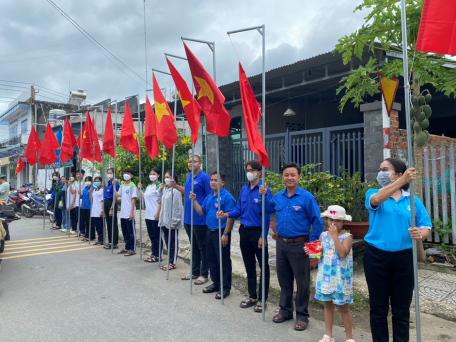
182,38,232,304
165,54,210,293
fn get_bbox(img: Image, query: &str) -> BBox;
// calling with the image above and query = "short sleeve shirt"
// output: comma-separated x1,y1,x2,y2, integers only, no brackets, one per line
91,187,104,217
117,182,138,219
0,182,9,203
144,183,161,220
201,188,236,230
184,171,211,225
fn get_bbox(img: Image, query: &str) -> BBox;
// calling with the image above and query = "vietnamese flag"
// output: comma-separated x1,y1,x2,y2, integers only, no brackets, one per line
120,101,139,157
153,73,178,150
15,157,25,175
38,122,60,166
77,113,95,162
183,42,231,137
144,96,160,160
415,0,456,55
60,118,77,164
89,113,102,163
166,57,202,145
24,126,42,166
239,63,269,167
102,107,115,158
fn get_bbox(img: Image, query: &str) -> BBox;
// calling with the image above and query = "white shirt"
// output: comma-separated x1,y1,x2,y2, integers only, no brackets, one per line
67,184,77,208
72,181,82,207
144,182,161,220
118,182,138,219
91,187,104,218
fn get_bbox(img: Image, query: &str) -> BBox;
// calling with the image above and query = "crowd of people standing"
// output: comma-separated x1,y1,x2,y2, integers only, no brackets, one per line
43,156,430,342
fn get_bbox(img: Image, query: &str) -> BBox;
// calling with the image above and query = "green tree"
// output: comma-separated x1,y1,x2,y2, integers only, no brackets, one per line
335,0,456,198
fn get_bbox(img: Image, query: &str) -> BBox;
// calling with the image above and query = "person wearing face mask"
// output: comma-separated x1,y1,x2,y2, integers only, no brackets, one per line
60,176,68,231
138,168,162,263
80,176,94,241
157,170,183,271
104,168,120,249
365,158,431,342
171,155,211,284
49,172,64,230
63,173,75,233
90,176,104,245
67,172,80,235
113,168,138,256
217,160,272,312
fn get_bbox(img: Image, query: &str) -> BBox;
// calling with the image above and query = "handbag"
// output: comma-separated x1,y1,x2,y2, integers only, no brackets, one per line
58,200,63,209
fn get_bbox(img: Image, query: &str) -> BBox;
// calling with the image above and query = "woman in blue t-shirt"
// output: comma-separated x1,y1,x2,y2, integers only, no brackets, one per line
80,176,95,242
364,158,431,342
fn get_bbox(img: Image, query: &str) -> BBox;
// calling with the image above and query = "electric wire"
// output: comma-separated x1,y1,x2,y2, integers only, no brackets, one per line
47,0,149,88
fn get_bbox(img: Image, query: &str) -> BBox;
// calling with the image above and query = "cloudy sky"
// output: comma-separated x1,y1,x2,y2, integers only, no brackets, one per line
0,0,368,113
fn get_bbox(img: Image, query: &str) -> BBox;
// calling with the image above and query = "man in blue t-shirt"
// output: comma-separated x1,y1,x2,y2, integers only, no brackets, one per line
190,171,236,300
172,155,211,284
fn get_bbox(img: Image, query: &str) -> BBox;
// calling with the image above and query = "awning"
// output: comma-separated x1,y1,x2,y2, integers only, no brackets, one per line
0,157,10,166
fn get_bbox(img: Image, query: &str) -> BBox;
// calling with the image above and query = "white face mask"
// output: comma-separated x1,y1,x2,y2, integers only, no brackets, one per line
107,174,114,180
85,181,92,187
53,176,58,180
70,177,75,181
246,172,258,182
164,178,171,185
149,175,158,182
123,174,131,181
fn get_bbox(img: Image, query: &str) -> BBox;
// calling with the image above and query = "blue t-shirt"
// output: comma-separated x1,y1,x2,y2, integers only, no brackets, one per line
265,186,323,242
81,187,91,209
201,188,236,230
228,181,272,237
104,179,120,200
365,188,432,252
184,170,211,225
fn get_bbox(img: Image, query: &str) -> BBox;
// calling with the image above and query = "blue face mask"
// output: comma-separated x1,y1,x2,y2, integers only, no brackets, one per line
377,171,393,187
94,182,101,188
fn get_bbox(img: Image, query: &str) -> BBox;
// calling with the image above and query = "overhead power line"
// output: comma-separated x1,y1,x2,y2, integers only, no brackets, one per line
47,0,150,89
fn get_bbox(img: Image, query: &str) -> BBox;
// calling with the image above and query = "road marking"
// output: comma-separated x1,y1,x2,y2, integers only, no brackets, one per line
5,238,80,247
1,246,100,259
5,236,69,244
2,243,99,255
5,241,85,251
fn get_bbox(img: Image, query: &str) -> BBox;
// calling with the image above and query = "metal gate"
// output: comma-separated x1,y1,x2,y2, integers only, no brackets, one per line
230,124,364,198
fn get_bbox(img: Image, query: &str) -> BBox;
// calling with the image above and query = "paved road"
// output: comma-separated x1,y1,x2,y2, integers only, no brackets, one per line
0,218,355,342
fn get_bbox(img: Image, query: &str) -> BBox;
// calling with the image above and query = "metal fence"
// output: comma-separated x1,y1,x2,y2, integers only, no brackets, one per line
230,124,364,198
423,143,456,244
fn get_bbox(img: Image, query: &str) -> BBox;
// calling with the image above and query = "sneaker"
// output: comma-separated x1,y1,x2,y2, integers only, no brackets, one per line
70,230,77,235
319,335,335,342
61,229,68,232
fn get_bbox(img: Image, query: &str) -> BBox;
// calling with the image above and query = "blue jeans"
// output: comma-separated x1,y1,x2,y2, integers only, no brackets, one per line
62,208,68,229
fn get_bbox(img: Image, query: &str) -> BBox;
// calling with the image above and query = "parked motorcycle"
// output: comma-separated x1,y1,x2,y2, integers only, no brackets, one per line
7,191,28,215
22,192,55,223
0,202,21,255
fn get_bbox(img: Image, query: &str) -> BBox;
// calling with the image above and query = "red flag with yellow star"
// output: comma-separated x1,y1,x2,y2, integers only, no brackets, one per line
166,57,201,145
89,113,102,163
60,117,77,164
76,113,96,162
24,126,42,166
15,157,25,174
102,108,115,158
38,122,60,166
152,73,178,150
144,96,160,160
183,42,231,137
120,101,139,157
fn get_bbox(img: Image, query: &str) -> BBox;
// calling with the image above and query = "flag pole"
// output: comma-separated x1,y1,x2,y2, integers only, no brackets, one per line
399,1,421,340
101,105,106,246
158,145,165,268
78,113,82,240
166,88,177,281
88,109,96,245
43,167,47,230
112,100,118,254
137,94,143,259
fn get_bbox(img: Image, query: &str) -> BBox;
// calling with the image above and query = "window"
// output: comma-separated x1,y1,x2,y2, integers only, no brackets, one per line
21,119,27,134
10,125,17,138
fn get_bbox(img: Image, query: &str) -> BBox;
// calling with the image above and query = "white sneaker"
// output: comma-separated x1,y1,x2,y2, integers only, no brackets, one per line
346,340,356,342
61,229,68,232
70,230,77,235
319,335,335,342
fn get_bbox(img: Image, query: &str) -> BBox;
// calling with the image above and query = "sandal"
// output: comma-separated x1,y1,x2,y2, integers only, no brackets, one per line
160,264,176,271
240,298,256,308
203,284,218,293
51,226,61,230
254,301,267,312
215,291,230,300
181,274,198,280
124,250,136,256
294,320,308,331
193,276,208,285
104,244,111,249
117,249,128,254
272,313,293,323
93,242,103,246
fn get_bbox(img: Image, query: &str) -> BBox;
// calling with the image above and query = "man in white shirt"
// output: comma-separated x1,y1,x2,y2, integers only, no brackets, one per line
113,168,137,256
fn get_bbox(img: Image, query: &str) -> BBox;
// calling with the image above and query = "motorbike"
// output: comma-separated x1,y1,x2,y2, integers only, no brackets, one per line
7,191,28,215
0,201,21,255
21,192,55,223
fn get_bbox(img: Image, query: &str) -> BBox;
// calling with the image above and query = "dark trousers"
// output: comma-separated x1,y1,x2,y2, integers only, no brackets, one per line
184,223,209,278
364,244,414,342
239,225,270,301
276,237,310,322
4,222,9,239
162,227,178,264
70,207,79,232
104,199,119,245
206,229,232,292
120,218,136,251
145,219,162,257
55,208,62,227
91,217,103,243
80,209,90,236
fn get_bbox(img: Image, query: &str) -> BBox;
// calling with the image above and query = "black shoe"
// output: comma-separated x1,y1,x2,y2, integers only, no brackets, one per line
215,291,230,299
4,235,10,241
202,284,218,293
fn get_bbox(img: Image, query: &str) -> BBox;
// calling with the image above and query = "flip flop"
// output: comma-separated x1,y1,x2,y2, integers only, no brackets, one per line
254,301,267,312
240,299,256,308
193,276,208,285
124,250,136,256
117,249,128,254
181,274,198,280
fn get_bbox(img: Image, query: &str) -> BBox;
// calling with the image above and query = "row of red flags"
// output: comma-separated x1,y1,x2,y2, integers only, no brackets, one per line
17,41,275,174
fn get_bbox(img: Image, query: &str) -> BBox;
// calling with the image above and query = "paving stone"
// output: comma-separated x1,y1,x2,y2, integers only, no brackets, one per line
420,285,452,302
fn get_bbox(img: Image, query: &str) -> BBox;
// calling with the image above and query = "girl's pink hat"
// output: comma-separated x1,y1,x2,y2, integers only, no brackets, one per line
321,205,352,222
